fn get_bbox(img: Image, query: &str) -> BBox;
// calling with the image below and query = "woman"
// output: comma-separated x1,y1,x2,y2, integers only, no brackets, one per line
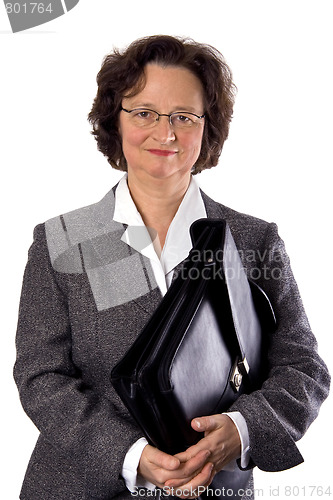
14,35,330,500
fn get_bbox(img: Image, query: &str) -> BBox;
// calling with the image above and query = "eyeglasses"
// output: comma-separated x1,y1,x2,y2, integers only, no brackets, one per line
121,107,205,129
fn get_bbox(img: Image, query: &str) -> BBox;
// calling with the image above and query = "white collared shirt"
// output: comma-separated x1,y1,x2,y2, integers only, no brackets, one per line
114,174,250,491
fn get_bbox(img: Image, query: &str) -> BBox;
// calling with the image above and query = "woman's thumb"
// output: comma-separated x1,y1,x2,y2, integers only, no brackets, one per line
191,415,216,432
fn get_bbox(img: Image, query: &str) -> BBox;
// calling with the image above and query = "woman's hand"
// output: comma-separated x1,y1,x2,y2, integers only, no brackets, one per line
138,444,214,498
164,414,241,494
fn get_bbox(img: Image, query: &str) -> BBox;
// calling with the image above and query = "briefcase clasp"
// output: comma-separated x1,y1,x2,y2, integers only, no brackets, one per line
230,357,249,392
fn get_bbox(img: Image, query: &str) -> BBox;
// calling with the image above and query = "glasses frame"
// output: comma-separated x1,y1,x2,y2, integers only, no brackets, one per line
121,107,205,128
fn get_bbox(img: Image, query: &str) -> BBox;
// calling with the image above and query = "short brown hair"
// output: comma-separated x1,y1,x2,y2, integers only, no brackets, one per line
88,35,236,174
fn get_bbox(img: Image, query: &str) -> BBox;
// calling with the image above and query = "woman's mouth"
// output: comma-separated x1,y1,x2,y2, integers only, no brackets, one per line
147,149,177,157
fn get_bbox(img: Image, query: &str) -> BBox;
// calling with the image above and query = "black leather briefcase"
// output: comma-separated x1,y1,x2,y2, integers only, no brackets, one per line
111,219,275,455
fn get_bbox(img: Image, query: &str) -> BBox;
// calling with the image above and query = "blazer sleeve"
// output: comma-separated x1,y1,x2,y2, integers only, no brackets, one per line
230,222,330,472
13,224,143,498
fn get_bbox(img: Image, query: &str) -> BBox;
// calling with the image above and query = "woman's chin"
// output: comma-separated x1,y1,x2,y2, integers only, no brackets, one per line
142,160,191,182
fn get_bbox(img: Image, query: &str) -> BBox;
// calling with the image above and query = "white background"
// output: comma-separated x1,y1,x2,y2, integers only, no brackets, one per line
1,1,332,498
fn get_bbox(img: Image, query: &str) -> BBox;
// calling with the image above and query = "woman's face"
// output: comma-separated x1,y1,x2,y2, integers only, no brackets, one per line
118,64,205,184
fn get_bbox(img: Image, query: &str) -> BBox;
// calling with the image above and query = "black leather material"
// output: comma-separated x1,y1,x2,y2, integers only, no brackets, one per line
111,219,276,457
201,468,252,499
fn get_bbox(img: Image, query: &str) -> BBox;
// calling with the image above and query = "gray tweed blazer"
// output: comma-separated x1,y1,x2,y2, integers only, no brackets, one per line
14,186,330,500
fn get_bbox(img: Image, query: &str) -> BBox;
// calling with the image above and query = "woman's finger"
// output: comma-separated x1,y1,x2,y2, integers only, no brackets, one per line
165,462,214,499
163,449,211,487
146,445,180,470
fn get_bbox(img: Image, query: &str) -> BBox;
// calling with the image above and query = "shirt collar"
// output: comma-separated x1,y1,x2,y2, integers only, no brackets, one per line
113,174,159,263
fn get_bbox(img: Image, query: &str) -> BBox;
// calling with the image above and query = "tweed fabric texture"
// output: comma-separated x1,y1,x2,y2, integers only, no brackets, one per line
14,187,330,499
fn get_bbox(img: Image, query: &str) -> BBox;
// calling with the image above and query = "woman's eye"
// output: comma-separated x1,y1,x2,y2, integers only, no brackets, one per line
136,111,151,119
175,114,191,123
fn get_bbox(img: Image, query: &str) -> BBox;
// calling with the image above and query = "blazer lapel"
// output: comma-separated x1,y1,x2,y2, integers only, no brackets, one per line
200,189,228,219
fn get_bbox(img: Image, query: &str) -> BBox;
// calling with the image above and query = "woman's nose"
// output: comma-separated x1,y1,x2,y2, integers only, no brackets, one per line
151,116,176,143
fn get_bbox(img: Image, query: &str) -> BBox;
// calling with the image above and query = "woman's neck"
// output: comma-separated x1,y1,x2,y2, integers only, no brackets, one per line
127,171,191,252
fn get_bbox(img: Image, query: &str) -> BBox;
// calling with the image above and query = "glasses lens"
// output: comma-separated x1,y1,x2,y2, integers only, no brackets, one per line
171,113,200,128
130,109,158,127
